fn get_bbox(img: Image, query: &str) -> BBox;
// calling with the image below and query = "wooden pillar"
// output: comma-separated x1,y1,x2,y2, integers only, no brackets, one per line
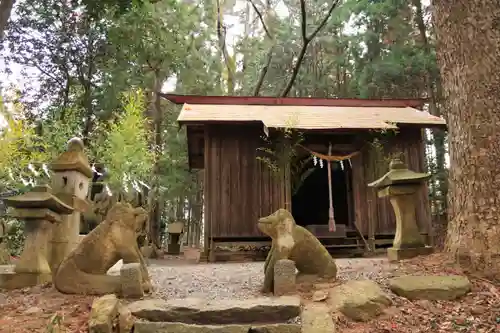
367,197,376,252
203,127,211,261
345,161,354,227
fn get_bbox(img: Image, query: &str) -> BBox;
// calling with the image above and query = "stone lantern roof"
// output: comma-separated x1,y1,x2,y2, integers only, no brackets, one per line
168,222,184,234
368,158,431,189
3,185,73,215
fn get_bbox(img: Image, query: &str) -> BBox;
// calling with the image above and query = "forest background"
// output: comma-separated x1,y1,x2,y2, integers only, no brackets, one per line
0,0,447,253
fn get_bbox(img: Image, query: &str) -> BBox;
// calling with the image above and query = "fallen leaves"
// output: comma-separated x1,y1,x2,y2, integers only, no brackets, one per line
0,284,93,333
1,252,499,333
337,253,500,333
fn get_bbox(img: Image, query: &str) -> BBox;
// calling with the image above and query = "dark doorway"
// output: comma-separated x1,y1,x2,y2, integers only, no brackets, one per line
291,156,352,228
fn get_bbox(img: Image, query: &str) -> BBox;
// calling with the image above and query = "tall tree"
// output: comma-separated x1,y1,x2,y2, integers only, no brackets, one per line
433,1,500,278
0,0,15,40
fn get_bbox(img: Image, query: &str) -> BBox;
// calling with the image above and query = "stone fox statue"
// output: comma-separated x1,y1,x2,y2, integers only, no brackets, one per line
258,208,337,293
54,202,152,295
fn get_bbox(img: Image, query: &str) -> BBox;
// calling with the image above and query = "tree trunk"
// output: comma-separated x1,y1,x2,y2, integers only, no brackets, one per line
0,0,15,41
149,69,164,248
413,0,448,247
433,0,500,278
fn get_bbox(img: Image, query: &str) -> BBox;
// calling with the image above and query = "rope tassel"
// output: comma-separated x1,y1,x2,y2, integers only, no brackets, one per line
327,143,336,232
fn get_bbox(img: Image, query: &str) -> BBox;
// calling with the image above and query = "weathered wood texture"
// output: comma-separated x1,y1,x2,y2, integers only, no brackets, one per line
204,124,286,239
203,124,430,243
351,127,430,236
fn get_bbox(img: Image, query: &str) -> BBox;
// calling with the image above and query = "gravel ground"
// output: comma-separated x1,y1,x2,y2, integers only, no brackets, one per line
146,257,395,300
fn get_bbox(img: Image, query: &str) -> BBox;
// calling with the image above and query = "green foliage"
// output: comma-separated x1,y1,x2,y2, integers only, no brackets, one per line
97,89,153,195
45,312,63,333
3,219,24,256
257,116,304,176
40,106,85,160
0,0,445,248
0,102,49,190
257,116,307,198
82,0,155,18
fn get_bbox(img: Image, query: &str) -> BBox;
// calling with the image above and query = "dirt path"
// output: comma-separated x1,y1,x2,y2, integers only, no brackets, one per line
147,257,393,300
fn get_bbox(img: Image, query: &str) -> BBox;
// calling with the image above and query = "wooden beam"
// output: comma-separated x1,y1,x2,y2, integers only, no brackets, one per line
162,93,427,108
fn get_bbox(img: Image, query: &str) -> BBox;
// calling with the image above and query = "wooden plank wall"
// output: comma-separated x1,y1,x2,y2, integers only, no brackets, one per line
204,124,286,239
351,128,431,236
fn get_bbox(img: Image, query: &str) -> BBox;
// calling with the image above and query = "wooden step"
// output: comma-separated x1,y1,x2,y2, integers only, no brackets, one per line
324,244,362,248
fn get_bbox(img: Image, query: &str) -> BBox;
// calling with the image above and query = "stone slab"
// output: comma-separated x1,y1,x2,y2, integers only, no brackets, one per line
388,275,471,300
0,271,51,289
387,246,433,262
301,303,336,333
133,322,301,333
328,280,392,321
127,296,301,325
88,294,120,333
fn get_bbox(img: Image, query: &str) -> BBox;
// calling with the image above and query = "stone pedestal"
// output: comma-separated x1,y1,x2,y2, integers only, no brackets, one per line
49,137,92,273
166,222,184,255
0,186,73,289
274,259,297,296
368,159,433,262
379,185,433,262
120,263,144,298
387,246,434,261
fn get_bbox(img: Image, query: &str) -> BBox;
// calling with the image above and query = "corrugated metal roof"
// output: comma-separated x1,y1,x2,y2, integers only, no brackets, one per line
177,103,446,130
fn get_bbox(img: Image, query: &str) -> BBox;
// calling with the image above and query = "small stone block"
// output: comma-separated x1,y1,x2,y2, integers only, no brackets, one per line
274,259,296,296
120,263,144,298
88,294,119,333
387,246,433,262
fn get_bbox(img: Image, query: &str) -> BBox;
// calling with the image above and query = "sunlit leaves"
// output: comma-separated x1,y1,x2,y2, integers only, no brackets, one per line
97,89,153,195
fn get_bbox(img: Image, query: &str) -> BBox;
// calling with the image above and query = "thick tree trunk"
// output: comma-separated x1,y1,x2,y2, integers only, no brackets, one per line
0,0,15,41
433,0,500,278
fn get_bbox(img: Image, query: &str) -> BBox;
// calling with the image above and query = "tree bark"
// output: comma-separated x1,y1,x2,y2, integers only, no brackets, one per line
0,0,15,41
149,68,164,248
433,0,500,278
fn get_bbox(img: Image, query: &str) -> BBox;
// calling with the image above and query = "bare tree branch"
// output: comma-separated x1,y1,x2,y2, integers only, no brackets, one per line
280,0,340,97
253,46,274,96
299,0,307,41
217,0,236,94
248,0,272,40
307,0,339,42
248,0,275,96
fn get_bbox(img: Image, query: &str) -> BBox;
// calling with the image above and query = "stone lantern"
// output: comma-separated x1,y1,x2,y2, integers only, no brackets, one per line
166,222,184,255
368,158,433,262
49,137,93,273
0,185,73,289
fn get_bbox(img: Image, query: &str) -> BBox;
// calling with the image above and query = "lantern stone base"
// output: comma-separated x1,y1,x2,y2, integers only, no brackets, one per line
0,269,52,289
167,243,181,255
387,246,434,262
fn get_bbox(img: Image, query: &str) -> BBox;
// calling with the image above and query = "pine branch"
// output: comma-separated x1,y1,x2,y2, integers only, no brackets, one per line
249,0,274,96
280,0,341,97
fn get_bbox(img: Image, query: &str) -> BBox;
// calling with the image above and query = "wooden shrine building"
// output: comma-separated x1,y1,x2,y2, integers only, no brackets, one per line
162,94,447,261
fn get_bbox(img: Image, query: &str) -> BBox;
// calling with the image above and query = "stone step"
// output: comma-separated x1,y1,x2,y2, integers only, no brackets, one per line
127,296,301,325
133,321,301,333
